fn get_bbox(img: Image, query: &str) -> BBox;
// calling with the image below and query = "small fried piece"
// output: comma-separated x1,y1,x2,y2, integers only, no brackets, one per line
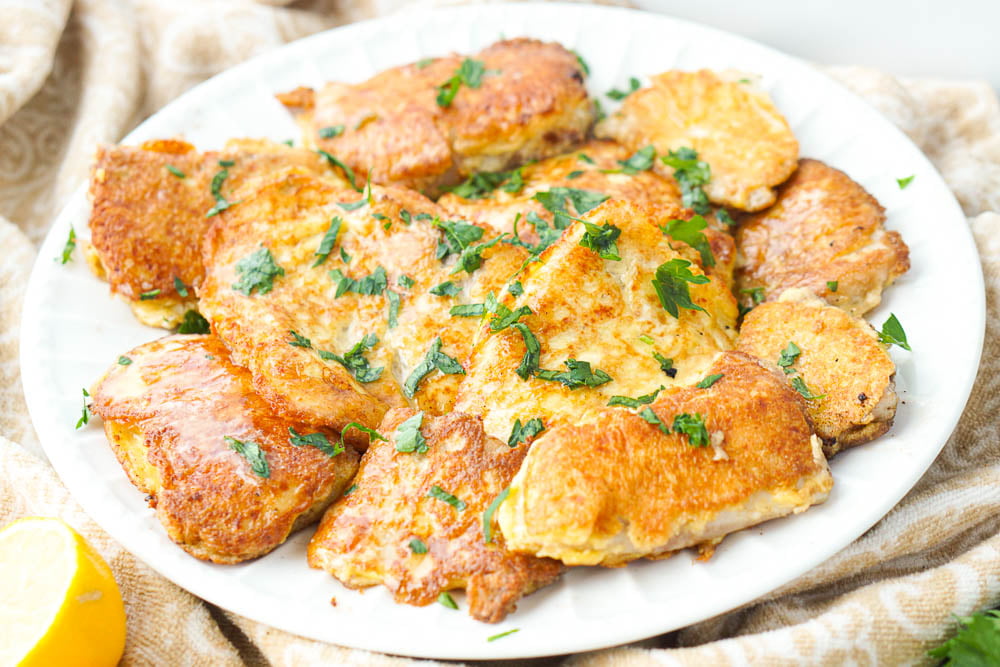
596,69,799,211
497,351,833,566
735,158,910,317
89,335,359,564
308,409,563,623
278,38,593,196
455,198,738,443
88,138,345,328
737,288,898,456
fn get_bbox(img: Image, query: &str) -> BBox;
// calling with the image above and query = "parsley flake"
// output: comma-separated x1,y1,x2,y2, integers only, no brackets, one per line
395,412,428,454
661,147,711,215
451,234,506,276
508,418,545,447
288,330,312,348
536,359,613,389
318,125,345,139
660,215,715,267
329,265,387,297
338,422,387,450
487,629,520,642
607,77,641,100
448,168,524,199
488,303,532,332
428,485,466,510
398,275,416,289
716,209,736,226
791,376,826,401
878,313,911,351
571,50,590,76
512,322,541,380
177,309,210,334
579,221,622,261
436,58,491,107
343,484,358,496
117,356,132,366
319,333,383,383
566,170,584,179
205,167,241,217
653,351,677,378
508,281,524,296
897,175,915,189
225,436,270,477
288,427,343,457
652,258,709,318
578,153,595,165
165,164,186,178
639,406,669,434
827,280,839,292
139,289,161,301
616,145,656,174
430,281,461,297
173,276,190,298
403,337,465,398
483,487,510,543
435,218,484,260
409,538,428,554
59,227,76,264
313,217,342,267
438,592,459,610
777,342,801,373
608,386,665,408
696,374,723,389
233,247,285,296
450,303,485,317
317,150,361,191
386,289,401,328
672,413,710,446
75,388,90,429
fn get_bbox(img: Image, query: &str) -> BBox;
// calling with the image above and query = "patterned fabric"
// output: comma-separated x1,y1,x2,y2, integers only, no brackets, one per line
1,1,998,664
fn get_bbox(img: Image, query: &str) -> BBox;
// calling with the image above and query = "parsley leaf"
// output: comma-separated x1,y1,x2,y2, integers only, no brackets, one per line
117,356,132,366
488,303,532,332
716,208,736,226
288,427,343,457
483,487,510,544
338,422,387,450
317,150,361,191
313,217,342,267
288,330,312,348
428,485,466,510
450,303,485,317
579,221,622,261
451,234,506,275
791,376,825,400
566,170,584,179
508,418,545,447
232,247,285,296
438,592,459,610
403,337,465,398
318,125,345,139
897,174,915,189
337,172,373,208
827,280,839,292
436,58,490,107
139,289,161,301
177,309,210,334
607,77,641,100
534,187,609,226
536,359,613,389
571,50,590,76
59,227,76,265
696,373,723,389
512,322,541,380
639,406,668,434
616,145,656,174
878,313,911,351
173,276,190,298
777,342,801,373
75,388,90,429
430,281,461,297
206,167,241,217
448,168,524,199
435,218,484,259
395,412,428,454
653,351,677,378
608,386,664,408
661,147,712,215
225,436,270,477
386,289,401,329
319,333,383,383
329,265,387,297
660,215,715,267
651,258,709,318
578,153,595,164
398,275,416,289
409,537,428,554
672,413,710,446
165,164,186,178
927,609,1000,664
508,281,524,297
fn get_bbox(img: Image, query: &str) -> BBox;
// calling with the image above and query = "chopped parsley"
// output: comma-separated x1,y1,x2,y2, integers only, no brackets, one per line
139,289,161,301
318,150,361,191
438,592,459,610
177,309,210,334
897,175,915,189
337,172,373,208
430,281,461,297
608,386,664,408
827,280,839,292
508,418,545,447
566,170,584,179
338,422,387,450
435,218,484,260
218,159,235,168
739,286,766,316
511,323,541,380
639,406,668,434
536,359,613,389
450,303,485,317
483,487,510,543
878,313,911,351
606,77,641,100
661,147,711,215
696,374,723,389
409,538,428,554
318,125,344,139
639,334,655,345
436,58,490,107
791,376,825,401
225,436,270,477
329,265,388,297
232,247,285,296
451,234,507,276
75,388,90,429
777,341,801,373
313,217,343,267
343,484,358,496
428,485,466,510
165,164,186,178
716,208,736,226
615,145,656,174
927,609,1000,664
339,247,352,263
579,221,622,261
571,49,590,76
508,281,524,297
288,330,312,348
488,303,532,332
660,215,715,267
395,412,428,454
415,57,435,69
173,276,189,298
288,427,343,457
653,351,677,378
59,227,76,264
398,275,416,289
487,629,520,642
651,258,709,318
578,153,595,165
534,188,609,227
672,413,710,446
205,167,241,217
117,356,132,366
448,168,524,199
387,288,400,328
403,337,465,398
319,333,383,383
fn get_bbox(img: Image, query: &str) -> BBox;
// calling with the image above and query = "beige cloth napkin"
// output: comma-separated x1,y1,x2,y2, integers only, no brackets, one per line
2,1,999,664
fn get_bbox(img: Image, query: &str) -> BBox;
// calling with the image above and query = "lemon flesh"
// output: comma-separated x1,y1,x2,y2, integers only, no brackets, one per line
0,517,126,667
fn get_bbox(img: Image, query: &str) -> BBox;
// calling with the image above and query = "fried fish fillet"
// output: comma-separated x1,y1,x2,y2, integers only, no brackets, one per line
595,70,799,211
198,171,527,439
737,289,898,456
278,38,593,196
89,334,359,564
735,158,910,317
497,351,833,566
454,199,739,444
308,409,563,623
88,138,346,328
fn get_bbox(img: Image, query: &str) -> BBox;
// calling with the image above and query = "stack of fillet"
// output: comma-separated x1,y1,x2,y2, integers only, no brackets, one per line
84,39,910,623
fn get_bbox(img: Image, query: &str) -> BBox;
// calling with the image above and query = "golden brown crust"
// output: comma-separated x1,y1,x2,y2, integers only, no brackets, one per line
595,70,799,211
281,38,593,196
736,289,898,456
88,139,346,327
308,409,563,623
735,158,910,317
455,198,738,443
89,334,359,564
497,351,833,566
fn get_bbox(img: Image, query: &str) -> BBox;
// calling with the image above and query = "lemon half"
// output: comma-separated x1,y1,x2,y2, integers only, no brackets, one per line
0,517,126,666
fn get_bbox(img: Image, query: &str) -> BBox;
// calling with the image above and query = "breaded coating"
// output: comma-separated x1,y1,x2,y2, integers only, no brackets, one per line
308,410,563,623
455,199,738,443
278,38,593,196
596,70,799,211
735,158,910,317
89,335,359,564
198,172,527,439
497,351,833,566
88,138,345,328
737,289,898,456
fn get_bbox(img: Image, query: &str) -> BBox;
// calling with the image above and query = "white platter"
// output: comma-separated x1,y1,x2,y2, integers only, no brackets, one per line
20,3,985,660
